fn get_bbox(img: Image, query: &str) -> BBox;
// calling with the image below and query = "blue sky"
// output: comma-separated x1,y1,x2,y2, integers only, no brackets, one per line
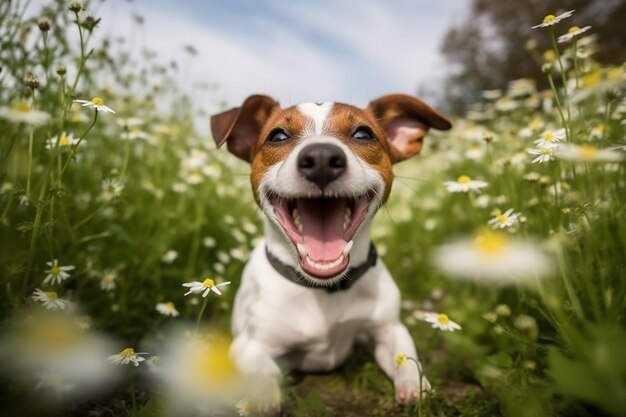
35,0,469,112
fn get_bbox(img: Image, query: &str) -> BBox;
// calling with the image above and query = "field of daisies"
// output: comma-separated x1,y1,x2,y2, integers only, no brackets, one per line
1,2,625,416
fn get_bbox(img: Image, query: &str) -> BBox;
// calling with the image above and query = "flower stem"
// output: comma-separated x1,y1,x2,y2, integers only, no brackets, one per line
129,371,137,416
26,126,35,197
195,296,209,335
57,110,98,185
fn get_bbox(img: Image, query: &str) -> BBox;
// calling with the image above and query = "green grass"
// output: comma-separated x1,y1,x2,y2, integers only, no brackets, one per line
1,1,625,416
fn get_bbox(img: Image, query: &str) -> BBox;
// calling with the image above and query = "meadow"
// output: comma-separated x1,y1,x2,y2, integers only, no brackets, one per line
0,2,625,416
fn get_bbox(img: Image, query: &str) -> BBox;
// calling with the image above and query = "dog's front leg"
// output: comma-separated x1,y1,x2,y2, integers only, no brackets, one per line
230,335,282,414
373,322,430,403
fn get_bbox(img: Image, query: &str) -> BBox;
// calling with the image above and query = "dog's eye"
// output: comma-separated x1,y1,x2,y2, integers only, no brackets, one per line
352,127,374,141
267,129,290,144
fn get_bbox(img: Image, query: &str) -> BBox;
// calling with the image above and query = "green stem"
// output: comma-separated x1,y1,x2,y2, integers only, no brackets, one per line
129,371,137,416
546,72,569,138
572,38,580,89
195,296,209,335
70,15,86,95
120,140,131,178
57,110,98,185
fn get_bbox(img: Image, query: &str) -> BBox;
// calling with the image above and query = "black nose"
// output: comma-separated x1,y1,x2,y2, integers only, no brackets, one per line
297,143,347,190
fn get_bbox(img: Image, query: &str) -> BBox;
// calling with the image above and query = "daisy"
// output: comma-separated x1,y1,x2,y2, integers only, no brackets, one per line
443,175,488,193
556,144,623,162
101,178,124,201
183,278,231,297
432,230,554,284
527,146,556,163
161,250,178,264
534,128,566,147
32,289,70,310
100,270,118,291
107,347,148,367
423,313,462,332
156,302,180,317
558,25,592,43
73,97,116,114
203,236,217,248
0,101,50,125
488,208,520,230
43,259,76,285
46,132,78,150
532,10,575,29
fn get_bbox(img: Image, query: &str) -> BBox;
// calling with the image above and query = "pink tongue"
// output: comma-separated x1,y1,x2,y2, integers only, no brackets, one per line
297,199,347,262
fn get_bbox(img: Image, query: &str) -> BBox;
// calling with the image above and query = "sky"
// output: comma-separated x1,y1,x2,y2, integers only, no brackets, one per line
31,0,469,113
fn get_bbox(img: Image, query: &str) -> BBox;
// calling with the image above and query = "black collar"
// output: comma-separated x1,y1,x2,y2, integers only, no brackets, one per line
265,243,377,293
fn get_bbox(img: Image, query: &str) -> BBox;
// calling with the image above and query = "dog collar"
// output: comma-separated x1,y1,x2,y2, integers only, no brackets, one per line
265,243,377,293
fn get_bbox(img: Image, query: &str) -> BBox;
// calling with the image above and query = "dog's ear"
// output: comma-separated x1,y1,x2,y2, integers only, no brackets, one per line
367,94,452,163
211,95,280,162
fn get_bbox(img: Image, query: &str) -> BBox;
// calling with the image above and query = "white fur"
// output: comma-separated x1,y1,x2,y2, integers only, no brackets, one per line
231,121,427,411
298,102,334,135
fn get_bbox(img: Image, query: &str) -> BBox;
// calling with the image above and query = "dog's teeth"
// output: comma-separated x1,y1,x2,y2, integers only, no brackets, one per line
305,255,344,271
344,207,352,230
293,209,303,233
343,240,354,257
297,243,307,258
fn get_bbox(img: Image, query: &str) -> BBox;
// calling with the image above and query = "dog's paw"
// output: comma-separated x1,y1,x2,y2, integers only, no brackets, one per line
249,377,282,416
394,375,431,404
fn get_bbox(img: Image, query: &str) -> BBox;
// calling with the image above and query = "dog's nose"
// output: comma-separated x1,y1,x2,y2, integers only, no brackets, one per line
297,143,347,190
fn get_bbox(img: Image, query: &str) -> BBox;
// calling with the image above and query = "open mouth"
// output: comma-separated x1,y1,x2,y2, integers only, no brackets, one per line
272,194,372,278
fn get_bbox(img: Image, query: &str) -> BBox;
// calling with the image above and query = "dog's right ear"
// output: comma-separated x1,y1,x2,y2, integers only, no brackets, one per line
211,95,280,162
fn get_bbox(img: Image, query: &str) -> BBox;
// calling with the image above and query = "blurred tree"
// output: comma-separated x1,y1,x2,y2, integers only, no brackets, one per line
439,0,626,114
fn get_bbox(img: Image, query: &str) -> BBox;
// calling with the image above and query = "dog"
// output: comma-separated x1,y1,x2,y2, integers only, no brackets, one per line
211,94,451,411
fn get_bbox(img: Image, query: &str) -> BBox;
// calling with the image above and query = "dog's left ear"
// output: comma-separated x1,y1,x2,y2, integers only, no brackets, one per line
367,94,452,163
211,95,280,162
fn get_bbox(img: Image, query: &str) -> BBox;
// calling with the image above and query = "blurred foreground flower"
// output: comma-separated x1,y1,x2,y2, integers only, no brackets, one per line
423,313,462,332
556,144,623,162
43,260,76,285
183,278,231,297
0,101,50,125
432,230,554,283
107,347,148,367
156,302,179,317
46,132,78,150
73,97,116,114
532,10,574,29
0,310,117,398
32,289,70,310
443,175,488,193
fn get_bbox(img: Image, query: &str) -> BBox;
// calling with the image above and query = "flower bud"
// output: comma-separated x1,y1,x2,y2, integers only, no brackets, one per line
37,17,51,32
23,72,40,89
68,2,82,13
56,64,67,76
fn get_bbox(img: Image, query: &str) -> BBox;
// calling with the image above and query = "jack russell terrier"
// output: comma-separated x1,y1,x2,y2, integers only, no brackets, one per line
211,94,451,411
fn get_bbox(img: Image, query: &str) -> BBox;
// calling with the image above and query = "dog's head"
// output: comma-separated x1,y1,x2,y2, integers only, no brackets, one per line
211,94,451,281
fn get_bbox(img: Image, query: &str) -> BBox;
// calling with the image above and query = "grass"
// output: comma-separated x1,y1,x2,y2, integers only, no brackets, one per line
1,1,625,416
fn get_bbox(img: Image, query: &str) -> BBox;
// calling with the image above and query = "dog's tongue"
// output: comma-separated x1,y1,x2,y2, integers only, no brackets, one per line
297,198,346,262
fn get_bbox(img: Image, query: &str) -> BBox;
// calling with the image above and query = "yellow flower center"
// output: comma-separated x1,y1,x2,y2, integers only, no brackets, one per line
395,353,407,367
103,274,115,284
542,14,556,24
120,347,135,358
457,175,472,184
541,148,552,155
58,135,71,146
543,132,554,141
579,145,598,159
164,302,175,311
46,291,58,300
91,96,104,106
474,231,507,255
437,314,449,325
13,101,31,112
496,214,509,224
568,26,580,33
50,265,61,275
202,278,215,288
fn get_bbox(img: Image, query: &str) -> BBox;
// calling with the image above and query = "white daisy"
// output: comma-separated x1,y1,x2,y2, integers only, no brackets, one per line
183,278,231,297
101,178,124,201
73,97,116,114
202,236,216,248
32,289,70,310
100,270,118,291
46,132,79,150
156,302,180,317
556,144,623,162
532,10,575,29
534,128,566,147
107,347,148,367
558,25,592,43
488,209,520,229
161,250,178,264
43,259,76,285
0,101,50,126
443,175,488,193
527,146,556,163
432,230,555,284
423,313,462,332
